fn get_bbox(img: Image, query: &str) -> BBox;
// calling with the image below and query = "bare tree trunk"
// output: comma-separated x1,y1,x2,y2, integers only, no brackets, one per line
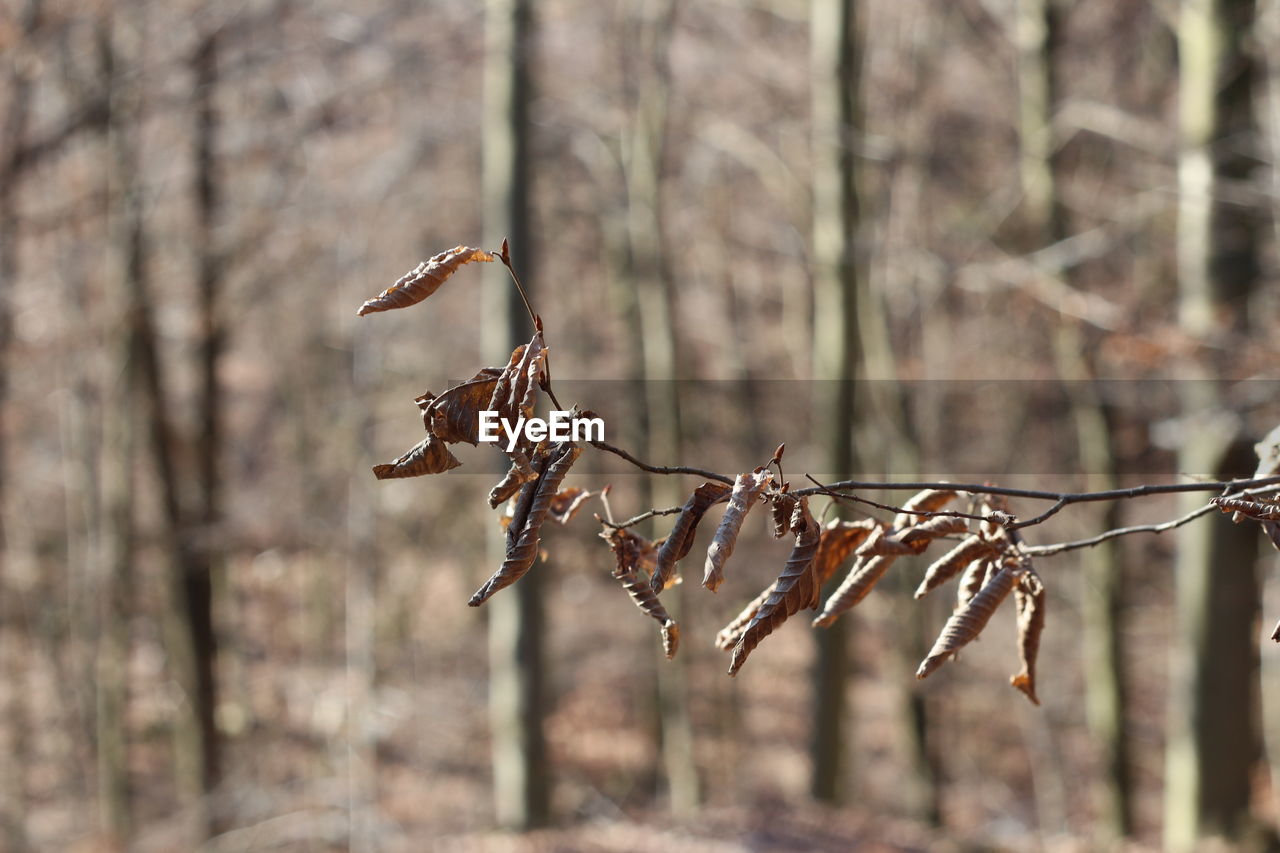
483,0,549,829
1165,0,1267,847
1017,0,1133,836
102,8,217,837
96,17,136,842
808,0,860,805
620,0,699,815
189,27,224,826
0,3,41,848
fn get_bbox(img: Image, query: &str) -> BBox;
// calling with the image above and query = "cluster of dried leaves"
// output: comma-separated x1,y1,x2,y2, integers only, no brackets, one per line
1213,425,1280,639
358,242,1280,705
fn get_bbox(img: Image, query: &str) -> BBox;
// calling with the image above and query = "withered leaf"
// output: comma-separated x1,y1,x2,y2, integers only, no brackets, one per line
898,515,968,546
547,487,593,525
488,332,547,428
604,527,679,659
703,468,774,592
917,558,1020,680
716,583,774,651
729,498,821,675
1212,496,1280,522
956,557,995,611
357,246,494,316
423,369,502,444
1010,569,1046,705
855,523,920,557
487,451,537,509
893,488,959,528
372,434,461,479
770,490,797,539
812,519,879,585
469,442,581,606
811,555,898,628
914,535,1000,600
651,482,732,594
1264,520,1280,553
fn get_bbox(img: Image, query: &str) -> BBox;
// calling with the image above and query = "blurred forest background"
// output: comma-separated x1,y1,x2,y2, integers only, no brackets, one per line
2,0,1280,850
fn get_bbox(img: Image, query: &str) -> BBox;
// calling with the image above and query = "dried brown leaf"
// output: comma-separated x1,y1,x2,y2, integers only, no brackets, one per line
469,442,581,606
716,584,774,651
811,555,898,628
1264,520,1280,553
1010,569,1046,705
703,468,773,592
372,434,461,479
356,246,493,316
729,498,821,675
1212,496,1280,521
1253,424,1280,478
651,482,732,594
893,488,959,528
812,519,879,585
956,557,994,612
770,490,797,539
856,523,921,557
917,558,1020,679
487,457,537,509
422,369,502,444
914,535,1000,600
604,527,679,659
488,331,548,426
547,487,593,525
898,515,968,545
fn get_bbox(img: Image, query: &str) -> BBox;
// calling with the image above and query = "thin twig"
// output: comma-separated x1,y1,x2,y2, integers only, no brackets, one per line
495,238,538,328
803,474,992,524
597,505,684,530
1024,503,1217,556
793,475,1280,503
589,439,735,485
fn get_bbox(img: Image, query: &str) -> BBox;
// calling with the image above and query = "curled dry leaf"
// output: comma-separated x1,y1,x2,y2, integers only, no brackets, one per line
893,488,959,528
1010,568,1046,705
703,468,774,592
811,555,897,628
812,519,879,584
488,458,536,509
604,527,679,659
956,557,995,611
716,583,774,651
770,489,797,539
898,515,968,546
651,482,732,594
469,442,581,607
547,487,593,525
1212,496,1280,522
488,331,547,429
856,523,920,557
915,535,1000,600
356,246,494,316
729,498,821,675
917,557,1021,680
423,369,502,445
372,434,461,479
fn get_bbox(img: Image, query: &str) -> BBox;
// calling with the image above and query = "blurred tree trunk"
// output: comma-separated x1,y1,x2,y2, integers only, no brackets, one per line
1165,0,1267,847
482,0,549,830
621,0,699,814
0,3,40,848
102,9,219,837
1017,0,1133,837
97,16,137,841
189,27,224,827
808,0,860,804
